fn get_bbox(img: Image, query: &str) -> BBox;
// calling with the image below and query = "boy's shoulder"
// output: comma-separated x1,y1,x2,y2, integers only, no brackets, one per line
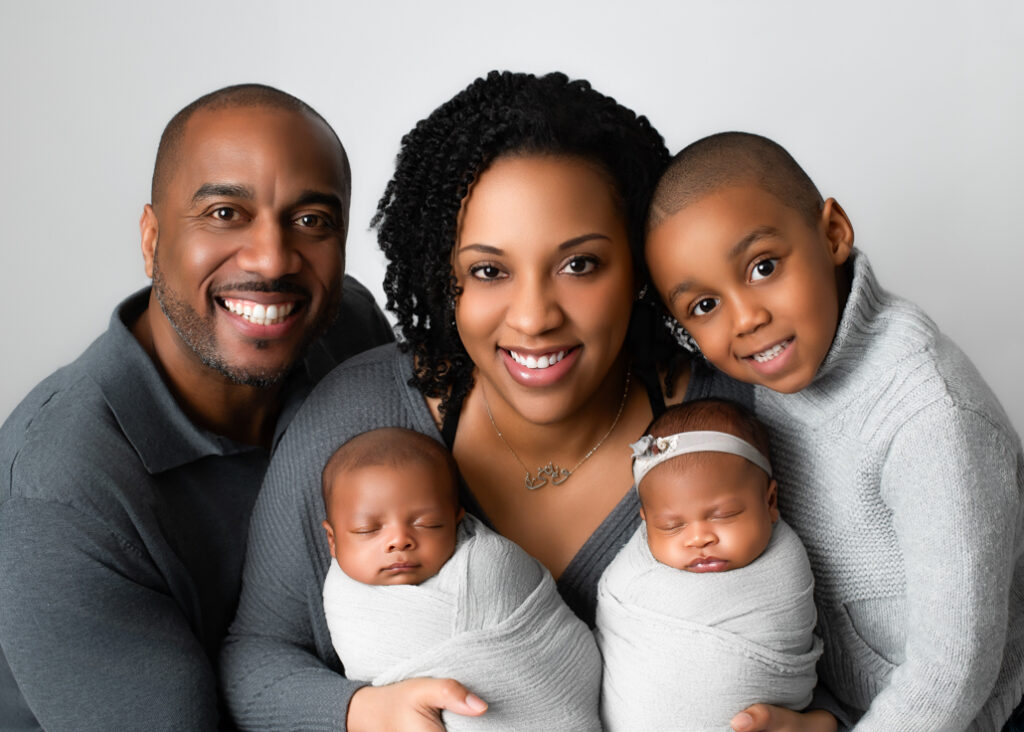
818,252,1015,439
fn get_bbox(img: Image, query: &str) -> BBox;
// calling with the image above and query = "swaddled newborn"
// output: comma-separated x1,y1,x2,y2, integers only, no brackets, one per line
595,399,822,732
320,427,602,732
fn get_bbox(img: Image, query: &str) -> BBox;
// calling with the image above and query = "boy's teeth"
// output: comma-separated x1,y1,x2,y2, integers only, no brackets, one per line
752,339,791,363
509,349,567,369
222,298,295,326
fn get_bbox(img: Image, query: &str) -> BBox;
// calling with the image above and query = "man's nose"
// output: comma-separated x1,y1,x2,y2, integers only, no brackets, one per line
235,218,302,280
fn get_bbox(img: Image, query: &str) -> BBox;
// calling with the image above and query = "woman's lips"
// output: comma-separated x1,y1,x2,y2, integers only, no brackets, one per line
500,346,580,387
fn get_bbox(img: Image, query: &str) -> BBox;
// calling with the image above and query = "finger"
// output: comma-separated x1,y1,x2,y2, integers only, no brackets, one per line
731,703,773,732
420,678,488,717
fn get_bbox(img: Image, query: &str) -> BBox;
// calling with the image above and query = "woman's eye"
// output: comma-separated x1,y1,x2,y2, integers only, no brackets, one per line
691,298,719,317
470,264,504,281
750,258,778,282
560,256,597,275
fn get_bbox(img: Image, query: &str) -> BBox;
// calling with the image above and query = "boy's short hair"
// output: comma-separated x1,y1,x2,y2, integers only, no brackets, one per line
647,131,824,232
321,427,460,507
646,398,772,463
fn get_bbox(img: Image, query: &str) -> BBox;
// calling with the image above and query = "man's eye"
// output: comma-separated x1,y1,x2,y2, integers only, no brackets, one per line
212,207,238,221
691,298,719,317
296,213,330,228
470,264,504,280
560,256,597,275
750,258,778,282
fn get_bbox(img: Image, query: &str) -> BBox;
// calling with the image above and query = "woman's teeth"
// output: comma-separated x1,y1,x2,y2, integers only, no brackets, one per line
751,339,792,363
222,298,295,326
509,349,567,369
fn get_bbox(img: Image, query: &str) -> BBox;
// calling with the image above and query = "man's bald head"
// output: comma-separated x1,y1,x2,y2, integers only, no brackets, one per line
647,132,823,233
151,83,349,208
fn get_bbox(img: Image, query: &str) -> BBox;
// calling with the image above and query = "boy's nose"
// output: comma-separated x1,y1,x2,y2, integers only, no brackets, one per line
732,295,770,335
685,524,716,548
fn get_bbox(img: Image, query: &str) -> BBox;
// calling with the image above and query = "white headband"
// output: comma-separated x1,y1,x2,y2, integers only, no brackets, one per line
630,430,772,487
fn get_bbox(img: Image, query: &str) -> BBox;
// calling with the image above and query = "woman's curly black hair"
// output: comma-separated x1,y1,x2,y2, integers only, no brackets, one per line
372,70,685,421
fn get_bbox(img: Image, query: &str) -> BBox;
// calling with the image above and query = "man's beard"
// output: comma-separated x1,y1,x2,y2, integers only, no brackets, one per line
151,251,340,388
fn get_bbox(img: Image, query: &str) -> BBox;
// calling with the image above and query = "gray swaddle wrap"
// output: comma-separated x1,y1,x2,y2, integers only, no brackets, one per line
595,519,822,732
323,514,602,731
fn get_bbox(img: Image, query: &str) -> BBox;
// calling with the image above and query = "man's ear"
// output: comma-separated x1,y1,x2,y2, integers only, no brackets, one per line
766,478,780,523
820,198,854,266
639,505,646,522
140,204,159,279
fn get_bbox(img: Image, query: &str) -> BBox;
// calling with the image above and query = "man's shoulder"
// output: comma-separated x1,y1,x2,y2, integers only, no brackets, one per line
0,325,146,506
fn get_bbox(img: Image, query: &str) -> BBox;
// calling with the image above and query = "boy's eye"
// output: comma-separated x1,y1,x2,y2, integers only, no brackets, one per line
691,297,719,317
750,258,778,282
560,255,598,275
470,264,504,281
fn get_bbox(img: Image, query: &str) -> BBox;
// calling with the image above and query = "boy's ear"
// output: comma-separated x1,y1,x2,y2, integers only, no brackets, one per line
321,520,337,558
820,198,854,266
456,506,466,522
140,204,159,279
639,505,646,522
766,478,780,523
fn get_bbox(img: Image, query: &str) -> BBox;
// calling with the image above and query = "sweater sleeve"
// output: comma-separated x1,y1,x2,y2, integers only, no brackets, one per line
0,498,220,732
854,403,1021,731
221,346,426,731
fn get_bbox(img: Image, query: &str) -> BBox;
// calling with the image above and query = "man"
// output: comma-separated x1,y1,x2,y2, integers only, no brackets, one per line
0,84,393,731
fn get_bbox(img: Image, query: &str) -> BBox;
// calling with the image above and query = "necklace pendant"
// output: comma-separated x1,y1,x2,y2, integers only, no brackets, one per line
549,465,571,486
525,472,548,491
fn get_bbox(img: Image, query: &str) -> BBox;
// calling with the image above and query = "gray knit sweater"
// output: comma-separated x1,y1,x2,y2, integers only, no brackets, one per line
754,252,1023,731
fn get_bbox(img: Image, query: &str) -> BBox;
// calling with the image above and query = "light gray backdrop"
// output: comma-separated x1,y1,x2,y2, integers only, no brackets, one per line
2,1,1021,432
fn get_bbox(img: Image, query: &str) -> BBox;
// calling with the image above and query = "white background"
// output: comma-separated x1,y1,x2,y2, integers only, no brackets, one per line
1,1,1021,432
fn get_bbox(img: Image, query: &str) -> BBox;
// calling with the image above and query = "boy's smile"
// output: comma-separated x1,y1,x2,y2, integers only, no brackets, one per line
645,184,853,393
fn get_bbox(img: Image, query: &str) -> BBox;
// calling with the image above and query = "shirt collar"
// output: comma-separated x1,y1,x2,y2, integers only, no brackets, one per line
88,288,309,474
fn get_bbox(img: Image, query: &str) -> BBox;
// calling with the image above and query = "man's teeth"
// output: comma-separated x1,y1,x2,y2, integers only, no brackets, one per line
752,339,792,363
222,298,295,326
509,349,567,369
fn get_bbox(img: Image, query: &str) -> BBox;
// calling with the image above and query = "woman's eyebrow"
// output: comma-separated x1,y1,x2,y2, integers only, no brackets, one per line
558,233,610,250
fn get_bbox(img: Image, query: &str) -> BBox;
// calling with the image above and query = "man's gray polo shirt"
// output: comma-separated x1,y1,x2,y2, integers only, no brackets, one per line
0,276,392,731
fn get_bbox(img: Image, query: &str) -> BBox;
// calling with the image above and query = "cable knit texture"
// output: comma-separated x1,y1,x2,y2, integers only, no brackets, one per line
753,251,1024,731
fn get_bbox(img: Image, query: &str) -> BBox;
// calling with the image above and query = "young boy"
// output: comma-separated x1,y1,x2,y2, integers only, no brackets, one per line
319,426,602,731
595,399,822,731
644,131,1024,731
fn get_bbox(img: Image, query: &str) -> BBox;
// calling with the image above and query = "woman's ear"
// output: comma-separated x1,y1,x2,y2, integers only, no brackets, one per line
820,198,854,266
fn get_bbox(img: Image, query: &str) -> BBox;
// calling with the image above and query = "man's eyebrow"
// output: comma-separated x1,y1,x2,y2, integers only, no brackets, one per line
190,183,254,207
294,190,344,212
727,226,780,259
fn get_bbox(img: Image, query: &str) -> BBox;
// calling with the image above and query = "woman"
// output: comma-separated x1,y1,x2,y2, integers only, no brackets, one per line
222,71,833,732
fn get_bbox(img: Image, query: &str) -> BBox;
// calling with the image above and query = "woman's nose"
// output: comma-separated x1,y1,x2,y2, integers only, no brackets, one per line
505,274,564,336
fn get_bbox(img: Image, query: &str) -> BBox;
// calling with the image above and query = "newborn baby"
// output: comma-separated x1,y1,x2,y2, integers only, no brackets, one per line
321,426,602,731
595,399,822,732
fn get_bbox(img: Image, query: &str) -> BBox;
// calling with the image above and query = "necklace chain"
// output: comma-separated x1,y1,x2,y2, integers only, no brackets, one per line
482,372,631,491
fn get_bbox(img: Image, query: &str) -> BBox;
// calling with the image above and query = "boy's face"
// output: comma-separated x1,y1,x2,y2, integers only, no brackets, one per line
645,184,853,393
639,453,778,572
322,461,463,585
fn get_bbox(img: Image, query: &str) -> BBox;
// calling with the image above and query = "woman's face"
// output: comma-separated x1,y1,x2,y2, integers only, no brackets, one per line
453,154,635,426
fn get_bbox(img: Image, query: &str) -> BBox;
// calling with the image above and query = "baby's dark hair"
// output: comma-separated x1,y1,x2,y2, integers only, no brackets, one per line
646,398,772,463
321,427,460,509
647,131,823,233
372,70,680,423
